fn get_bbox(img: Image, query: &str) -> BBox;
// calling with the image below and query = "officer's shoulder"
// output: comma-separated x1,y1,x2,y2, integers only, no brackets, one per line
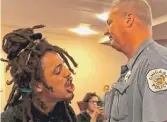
144,42,167,67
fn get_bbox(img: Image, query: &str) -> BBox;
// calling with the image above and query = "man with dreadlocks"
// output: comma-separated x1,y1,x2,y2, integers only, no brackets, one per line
1,25,78,122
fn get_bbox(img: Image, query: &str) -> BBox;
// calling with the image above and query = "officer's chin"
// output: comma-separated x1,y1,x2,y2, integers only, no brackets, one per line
110,42,123,52
113,46,123,53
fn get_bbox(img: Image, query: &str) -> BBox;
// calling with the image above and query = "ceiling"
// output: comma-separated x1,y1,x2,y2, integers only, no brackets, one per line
1,0,167,40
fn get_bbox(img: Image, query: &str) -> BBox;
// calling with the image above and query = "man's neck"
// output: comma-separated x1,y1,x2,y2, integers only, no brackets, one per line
44,101,57,113
32,94,57,114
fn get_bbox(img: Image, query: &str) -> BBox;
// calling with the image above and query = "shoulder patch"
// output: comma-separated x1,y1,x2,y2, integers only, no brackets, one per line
147,69,167,92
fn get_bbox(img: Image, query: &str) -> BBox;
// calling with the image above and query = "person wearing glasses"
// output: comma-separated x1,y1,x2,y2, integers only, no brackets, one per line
77,92,106,122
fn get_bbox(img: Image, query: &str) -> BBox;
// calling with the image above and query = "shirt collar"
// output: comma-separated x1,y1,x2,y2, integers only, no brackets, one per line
127,38,154,70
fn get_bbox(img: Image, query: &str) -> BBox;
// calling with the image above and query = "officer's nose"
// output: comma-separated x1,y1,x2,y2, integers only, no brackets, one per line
104,27,109,36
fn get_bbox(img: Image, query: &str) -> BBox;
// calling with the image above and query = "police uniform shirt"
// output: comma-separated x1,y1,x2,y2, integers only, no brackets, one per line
104,39,167,122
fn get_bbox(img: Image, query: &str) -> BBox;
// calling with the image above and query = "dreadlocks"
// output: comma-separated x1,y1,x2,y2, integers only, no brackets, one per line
1,25,78,122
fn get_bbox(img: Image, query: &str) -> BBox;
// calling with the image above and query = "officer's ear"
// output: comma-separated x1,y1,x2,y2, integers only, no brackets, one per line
124,13,135,28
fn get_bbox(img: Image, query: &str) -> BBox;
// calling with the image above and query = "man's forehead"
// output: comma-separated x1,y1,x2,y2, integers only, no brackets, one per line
57,54,65,63
41,52,63,66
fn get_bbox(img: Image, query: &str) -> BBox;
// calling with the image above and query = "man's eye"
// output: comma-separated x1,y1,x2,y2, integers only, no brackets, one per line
54,65,62,75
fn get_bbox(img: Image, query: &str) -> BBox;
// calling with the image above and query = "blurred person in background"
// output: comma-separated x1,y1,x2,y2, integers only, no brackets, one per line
77,92,106,122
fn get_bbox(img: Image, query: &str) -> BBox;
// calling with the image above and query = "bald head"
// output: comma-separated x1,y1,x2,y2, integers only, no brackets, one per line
104,0,153,58
111,0,152,27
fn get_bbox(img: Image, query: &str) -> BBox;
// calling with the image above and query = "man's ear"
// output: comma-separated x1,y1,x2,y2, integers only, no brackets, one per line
125,13,135,28
34,83,44,93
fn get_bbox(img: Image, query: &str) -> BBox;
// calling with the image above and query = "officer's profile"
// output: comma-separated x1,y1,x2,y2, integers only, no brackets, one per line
101,0,167,121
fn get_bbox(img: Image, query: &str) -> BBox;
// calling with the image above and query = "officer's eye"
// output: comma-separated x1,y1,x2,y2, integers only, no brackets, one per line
107,20,112,25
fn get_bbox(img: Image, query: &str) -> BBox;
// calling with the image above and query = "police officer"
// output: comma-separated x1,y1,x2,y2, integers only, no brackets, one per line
101,0,167,122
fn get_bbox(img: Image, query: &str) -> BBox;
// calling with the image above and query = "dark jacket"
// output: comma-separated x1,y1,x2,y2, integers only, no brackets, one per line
1,101,76,122
76,111,102,122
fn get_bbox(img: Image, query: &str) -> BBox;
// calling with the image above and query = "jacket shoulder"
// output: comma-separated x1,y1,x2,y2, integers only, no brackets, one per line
1,103,23,122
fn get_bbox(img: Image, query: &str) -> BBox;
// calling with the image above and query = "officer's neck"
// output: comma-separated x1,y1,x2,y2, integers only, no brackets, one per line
125,27,152,60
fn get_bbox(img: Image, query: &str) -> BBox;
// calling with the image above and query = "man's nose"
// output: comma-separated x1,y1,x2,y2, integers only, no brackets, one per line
63,67,71,78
